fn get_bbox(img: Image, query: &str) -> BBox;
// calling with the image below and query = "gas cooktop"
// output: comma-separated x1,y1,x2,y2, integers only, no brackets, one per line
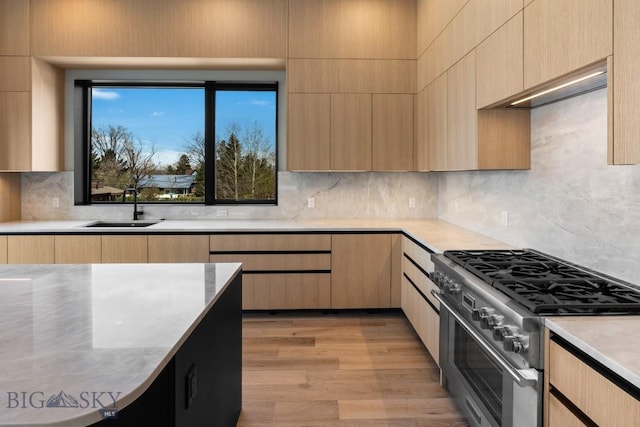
443,249,640,315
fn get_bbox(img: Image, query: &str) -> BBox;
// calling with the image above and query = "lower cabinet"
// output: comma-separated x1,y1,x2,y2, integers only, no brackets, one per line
210,233,332,310
0,236,7,263
54,235,101,264
148,235,210,263
400,236,439,364
101,235,148,263
7,235,54,264
331,233,392,309
545,331,640,426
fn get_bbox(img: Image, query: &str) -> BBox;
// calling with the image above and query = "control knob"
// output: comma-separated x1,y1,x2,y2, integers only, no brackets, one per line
503,334,529,354
492,325,517,341
444,280,461,295
473,307,494,323
480,314,504,330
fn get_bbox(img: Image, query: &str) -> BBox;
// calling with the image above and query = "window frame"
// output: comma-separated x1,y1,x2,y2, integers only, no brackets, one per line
74,80,279,206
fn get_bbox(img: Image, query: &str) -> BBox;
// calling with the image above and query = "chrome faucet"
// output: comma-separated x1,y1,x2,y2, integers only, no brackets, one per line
122,188,143,220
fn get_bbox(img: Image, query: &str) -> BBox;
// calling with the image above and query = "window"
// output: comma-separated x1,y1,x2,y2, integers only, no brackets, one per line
75,81,278,205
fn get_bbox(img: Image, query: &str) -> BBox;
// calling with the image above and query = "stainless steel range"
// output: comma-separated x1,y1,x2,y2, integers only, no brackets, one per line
431,249,640,427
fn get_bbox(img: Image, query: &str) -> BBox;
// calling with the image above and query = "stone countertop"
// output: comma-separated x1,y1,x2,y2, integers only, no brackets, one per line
0,262,241,427
545,316,640,390
0,219,512,253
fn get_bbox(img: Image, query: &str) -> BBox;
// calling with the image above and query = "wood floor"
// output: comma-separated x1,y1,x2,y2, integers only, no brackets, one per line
238,311,468,427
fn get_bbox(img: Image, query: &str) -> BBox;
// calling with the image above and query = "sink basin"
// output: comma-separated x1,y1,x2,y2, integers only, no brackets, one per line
83,221,159,228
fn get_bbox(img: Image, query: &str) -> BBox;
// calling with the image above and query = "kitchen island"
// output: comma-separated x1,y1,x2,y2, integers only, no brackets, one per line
0,262,242,427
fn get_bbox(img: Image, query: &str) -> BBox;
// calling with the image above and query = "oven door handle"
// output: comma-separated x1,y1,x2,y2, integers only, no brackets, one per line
432,290,538,388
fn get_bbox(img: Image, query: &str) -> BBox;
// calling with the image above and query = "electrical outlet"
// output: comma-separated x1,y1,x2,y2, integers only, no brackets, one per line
52,197,60,208
307,197,315,208
216,209,228,217
501,210,509,226
408,198,416,208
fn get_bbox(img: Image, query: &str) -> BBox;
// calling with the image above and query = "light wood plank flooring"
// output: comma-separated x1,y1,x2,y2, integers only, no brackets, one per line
238,311,468,426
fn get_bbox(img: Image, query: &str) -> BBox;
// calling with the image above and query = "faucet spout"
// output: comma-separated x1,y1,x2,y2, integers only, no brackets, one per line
122,188,143,221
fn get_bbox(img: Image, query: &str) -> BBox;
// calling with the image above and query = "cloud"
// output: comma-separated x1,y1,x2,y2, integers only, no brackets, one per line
150,111,165,117
92,89,120,101
238,100,272,108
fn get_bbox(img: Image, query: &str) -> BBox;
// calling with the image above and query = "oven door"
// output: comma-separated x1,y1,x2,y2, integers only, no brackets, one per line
436,297,542,427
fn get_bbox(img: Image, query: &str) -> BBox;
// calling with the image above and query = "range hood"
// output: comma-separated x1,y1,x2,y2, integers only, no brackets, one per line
498,62,607,109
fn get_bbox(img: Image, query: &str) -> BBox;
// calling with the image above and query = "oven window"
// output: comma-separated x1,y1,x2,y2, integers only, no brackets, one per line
454,322,503,425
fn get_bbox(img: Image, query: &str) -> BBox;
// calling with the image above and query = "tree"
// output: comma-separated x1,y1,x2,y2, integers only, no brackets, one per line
183,132,205,197
121,138,159,188
243,121,275,199
216,124,243,200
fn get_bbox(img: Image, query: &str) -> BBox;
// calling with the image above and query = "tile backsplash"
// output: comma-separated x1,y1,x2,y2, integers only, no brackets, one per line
22,171,438,221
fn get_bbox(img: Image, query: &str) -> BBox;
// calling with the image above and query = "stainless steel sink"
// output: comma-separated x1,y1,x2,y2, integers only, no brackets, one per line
83,221,159,228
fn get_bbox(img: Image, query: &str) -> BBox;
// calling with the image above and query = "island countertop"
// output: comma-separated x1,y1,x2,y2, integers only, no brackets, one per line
0,262,241,427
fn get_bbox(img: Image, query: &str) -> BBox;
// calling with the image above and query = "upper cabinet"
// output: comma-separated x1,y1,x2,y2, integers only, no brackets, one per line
0,58,64,172
523,0,612,89
612,0,640,164
0,0,29,55
476,12,524,109
447,52,477,171
289,0,416,59
286,1,416,172
31,0,287,58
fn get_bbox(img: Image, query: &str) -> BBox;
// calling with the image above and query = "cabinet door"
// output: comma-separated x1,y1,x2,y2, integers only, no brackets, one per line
0,236,7,264
476,12,524,109
148,235,210,263
417,73,447,171
0,92,31,171
613,0,640,164
372,94,414,171
0,174,21,222
54,235,102,264
242,273,331,310
0,0,29,55
101,235,148,263
7,235,54,264
548,394,587,427
287,93,331,170
401,275,439,365
447,51,477,171
331,234,391,308
331,94,372,171
524,0,612,89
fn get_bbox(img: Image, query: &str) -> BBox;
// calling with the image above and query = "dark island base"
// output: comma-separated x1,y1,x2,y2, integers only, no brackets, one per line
92,273,242,427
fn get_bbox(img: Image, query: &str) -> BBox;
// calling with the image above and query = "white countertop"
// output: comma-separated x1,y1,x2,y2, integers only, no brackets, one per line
545,316,640,390
0,262,241,427
0,219,512,253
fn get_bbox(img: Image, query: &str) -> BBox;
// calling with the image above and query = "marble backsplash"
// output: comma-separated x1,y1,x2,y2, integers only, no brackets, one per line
22,171,438,221
438,88,640,284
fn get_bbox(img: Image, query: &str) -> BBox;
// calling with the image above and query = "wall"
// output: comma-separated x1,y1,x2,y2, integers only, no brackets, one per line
438,88,640,283
22,171,438,221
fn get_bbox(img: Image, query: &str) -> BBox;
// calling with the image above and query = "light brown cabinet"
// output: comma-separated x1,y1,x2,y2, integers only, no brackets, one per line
54,235,102,264
0,236,7,264
0,0,29,55
0,173,21,222
447,51,477,171
287,94,331,171
0,58,64,172
372,94,414,171
612,0,640,164
331,234,392,309
210,233,332,310
148,235,210,263
476,12,524,109
545,331,640,426
101,235,148,263
416,73,447,171
7,235,55,264
523,0,612,90
331,94,372,171
401,236,439,364
31,0,287,59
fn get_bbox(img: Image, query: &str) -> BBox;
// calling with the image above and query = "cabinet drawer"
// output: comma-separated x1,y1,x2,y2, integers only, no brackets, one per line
210,253,331,272
7,235,54,264
401,275,439,365
402,236,433,271
402,255,439,310
548,394,587,427
210,233,331,251
549,339,640,426
243,273,331,310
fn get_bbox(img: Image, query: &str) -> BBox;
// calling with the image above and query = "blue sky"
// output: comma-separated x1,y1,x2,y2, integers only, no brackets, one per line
91,87,276,167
